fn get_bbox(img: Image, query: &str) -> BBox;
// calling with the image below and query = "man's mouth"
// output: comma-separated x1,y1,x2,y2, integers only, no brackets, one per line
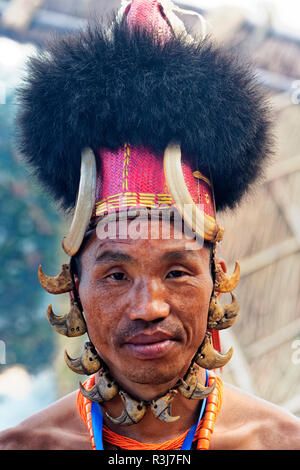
123,331,177,360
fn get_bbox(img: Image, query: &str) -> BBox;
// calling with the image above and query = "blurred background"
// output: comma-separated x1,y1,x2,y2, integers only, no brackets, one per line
0,0,299,431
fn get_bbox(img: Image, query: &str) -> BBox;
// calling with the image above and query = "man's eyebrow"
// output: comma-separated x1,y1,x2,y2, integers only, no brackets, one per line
161,250,197,263
95,250,135,265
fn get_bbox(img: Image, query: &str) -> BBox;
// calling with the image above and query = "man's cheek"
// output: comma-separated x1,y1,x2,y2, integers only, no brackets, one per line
85,303,115,343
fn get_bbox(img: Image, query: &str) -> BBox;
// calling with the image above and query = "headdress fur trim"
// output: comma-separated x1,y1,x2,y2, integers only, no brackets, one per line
16,16,273,213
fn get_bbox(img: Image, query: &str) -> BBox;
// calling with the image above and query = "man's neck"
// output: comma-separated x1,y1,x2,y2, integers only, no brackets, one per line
96,367,207,443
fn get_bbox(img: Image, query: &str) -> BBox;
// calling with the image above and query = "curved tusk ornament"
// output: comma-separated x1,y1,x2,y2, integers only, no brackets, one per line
64,342,102,375
178,366,216,400
62,147,97,257
38,264,73,294
47,300,87,337
79,370,119,402
151,390,180,422
195,333,233,369
214,261,240,293
207,292,240,330
106,391,147,426
163,143,224,243
207,296,224,329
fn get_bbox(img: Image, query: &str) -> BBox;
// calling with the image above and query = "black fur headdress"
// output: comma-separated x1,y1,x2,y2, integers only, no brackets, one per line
15,15,273,213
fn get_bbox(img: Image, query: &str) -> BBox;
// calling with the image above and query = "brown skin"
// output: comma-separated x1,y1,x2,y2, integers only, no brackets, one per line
77,221,212,403
1,218,300,450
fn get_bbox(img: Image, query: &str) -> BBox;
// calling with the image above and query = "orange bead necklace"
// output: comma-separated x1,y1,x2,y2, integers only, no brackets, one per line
77,372,223,450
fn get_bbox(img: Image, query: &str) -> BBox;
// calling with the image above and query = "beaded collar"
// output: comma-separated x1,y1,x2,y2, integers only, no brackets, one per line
77,372,223,450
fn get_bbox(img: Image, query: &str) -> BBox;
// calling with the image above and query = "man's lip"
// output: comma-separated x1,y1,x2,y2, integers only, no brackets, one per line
124,331,175,345
123,331,177,360
121,329,180,359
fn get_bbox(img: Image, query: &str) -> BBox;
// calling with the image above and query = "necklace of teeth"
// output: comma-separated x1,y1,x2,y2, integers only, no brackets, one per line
64,333,232,426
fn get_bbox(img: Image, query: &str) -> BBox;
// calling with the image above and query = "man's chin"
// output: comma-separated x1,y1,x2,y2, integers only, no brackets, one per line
113,359,185,389
102,343,192,391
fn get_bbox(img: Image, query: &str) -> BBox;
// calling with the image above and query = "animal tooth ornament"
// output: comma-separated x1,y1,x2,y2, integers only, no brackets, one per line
62,147,97,257
64,342,102,376
38,264,73,294
195,333,233,370
107,392,147,426
46,300,87,337
178,366,216,400
16,0,273,449
207,293,240,330
150,390,179,423
214,261,241,293
79,371,119,403
163,143,225,242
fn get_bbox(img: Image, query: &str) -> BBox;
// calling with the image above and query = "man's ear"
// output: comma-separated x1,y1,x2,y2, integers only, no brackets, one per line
69,274,79,301
74,274,79,291
216,258,227,273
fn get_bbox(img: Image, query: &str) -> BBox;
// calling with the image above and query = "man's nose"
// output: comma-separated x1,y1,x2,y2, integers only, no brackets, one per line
129,279,170,322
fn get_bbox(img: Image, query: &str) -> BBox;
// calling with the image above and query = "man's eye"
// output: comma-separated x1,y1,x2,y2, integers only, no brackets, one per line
166,270,187,279
107,272,127,281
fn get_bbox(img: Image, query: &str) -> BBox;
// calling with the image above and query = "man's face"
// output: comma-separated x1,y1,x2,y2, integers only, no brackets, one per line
76,217,213,394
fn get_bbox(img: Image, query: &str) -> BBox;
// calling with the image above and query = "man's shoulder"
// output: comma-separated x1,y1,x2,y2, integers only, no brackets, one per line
0,390,92,450
213,381,300,450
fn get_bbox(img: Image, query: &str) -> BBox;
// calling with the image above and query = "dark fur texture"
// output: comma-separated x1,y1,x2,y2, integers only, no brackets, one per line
15,16,273,213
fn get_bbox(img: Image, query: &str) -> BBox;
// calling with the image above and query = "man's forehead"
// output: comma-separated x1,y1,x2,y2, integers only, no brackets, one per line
79,214,208,260
94,238,203,255
82,232,208,264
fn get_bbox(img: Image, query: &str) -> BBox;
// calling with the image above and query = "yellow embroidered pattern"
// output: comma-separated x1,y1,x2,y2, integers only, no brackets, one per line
94,192,174,216
122,143,130,191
